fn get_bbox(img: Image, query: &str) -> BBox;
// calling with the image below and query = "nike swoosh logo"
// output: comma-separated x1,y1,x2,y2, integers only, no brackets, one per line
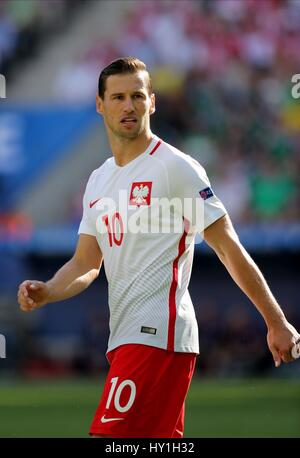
100,415,124,423
89,198,101,209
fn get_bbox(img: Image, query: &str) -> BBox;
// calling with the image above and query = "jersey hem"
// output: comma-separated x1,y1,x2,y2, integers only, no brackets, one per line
106,339,199,355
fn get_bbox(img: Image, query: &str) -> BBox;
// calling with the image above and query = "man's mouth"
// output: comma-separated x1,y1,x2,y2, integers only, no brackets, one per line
121,117,137,124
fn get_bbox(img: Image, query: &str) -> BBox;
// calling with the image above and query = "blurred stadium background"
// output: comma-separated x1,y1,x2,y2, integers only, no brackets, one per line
0,0,300,437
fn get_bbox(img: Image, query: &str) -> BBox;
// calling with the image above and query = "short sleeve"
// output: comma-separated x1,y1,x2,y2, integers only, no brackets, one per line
78,175,97,237
171,156,227,233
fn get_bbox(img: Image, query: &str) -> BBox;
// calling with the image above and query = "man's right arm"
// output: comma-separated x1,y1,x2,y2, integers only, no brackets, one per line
18,234,103,312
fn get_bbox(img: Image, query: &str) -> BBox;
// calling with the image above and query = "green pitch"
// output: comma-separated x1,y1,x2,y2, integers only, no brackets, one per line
0,378,299,437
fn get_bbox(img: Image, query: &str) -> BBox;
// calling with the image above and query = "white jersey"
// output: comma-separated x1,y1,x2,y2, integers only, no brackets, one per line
78,135,226,354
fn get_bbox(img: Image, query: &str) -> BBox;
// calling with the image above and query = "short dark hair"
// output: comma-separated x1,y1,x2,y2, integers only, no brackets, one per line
98,57,153,99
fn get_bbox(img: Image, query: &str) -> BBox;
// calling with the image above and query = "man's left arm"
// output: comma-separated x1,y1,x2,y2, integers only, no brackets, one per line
204,214,300,367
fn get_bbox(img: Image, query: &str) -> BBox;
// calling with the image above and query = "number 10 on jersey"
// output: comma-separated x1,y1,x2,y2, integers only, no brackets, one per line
102,212,124,247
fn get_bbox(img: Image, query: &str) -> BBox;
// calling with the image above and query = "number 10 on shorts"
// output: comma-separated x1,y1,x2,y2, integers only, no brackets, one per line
106,377,136,413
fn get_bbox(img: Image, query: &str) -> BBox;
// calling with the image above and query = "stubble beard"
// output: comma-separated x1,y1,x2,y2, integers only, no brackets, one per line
108,118,146,141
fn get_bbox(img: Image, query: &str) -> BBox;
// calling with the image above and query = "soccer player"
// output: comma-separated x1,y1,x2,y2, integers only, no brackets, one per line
18,57,300,438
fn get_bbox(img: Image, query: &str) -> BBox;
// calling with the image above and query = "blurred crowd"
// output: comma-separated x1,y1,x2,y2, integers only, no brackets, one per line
61,0,300,225
0,0,88,229
0,0,87,76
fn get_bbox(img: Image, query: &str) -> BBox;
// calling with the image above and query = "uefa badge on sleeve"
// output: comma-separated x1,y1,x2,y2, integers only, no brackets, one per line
199,187,214,200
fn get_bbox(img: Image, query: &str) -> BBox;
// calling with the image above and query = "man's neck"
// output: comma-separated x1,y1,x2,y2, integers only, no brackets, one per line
109,131,154,167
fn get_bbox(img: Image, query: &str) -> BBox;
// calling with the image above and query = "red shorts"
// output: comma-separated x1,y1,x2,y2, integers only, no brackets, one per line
89,343,196,438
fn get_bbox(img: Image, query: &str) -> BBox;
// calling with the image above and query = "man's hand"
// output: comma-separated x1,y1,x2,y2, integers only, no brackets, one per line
204,215,300,368
267,319,300,367
18,280,51,312
18,235,103,312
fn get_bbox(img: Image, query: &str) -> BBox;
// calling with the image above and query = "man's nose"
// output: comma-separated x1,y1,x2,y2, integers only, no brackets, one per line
123,96,135,112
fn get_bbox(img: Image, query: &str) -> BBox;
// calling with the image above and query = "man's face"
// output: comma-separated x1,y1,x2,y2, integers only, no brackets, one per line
96,71,155,140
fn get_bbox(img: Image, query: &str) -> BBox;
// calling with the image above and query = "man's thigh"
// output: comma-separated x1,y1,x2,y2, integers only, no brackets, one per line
89,344,196,438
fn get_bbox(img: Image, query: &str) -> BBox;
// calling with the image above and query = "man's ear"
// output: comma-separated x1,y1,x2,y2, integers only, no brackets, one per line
149,93,156,115
96,95,104,115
